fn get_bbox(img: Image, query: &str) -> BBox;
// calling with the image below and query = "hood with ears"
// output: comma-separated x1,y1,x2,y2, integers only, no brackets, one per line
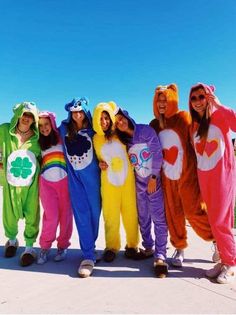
39,111,59,135
153,83,179,119
62,97,92,127
9,101,39,137
188,82,216,110
93,101,118,135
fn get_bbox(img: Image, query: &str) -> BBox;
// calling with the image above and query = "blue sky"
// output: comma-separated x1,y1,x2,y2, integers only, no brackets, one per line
1,0,236,134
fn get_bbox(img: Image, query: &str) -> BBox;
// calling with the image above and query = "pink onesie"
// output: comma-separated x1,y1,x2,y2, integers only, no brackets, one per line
190,86,236,266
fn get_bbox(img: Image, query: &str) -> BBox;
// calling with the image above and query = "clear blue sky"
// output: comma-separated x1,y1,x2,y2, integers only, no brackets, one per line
1,0,236,133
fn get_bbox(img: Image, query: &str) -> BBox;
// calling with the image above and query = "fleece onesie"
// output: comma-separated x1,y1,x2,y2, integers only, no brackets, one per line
92,102,139,252
150,84,213,250
59,98,101,262
0,102,40,246
189,83,236,266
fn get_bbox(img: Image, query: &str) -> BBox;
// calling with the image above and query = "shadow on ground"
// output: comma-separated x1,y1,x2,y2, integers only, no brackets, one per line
0,246,211,280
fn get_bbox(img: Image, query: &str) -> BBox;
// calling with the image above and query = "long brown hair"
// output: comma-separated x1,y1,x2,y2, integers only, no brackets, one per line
39,129,59,151
67,112,89,142
102,111,115,141
115,110,134,145
190,86,210,139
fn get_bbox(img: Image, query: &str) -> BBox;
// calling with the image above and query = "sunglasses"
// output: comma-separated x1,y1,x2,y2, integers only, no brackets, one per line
190,94,205,102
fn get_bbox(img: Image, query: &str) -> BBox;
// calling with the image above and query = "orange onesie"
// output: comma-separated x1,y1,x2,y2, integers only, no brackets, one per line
150,84,213,250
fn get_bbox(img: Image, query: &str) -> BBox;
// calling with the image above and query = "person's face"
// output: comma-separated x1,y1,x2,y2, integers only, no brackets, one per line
190,88,208,117
18,112,35,128
100,111,111,132
39,117,52,136
157,93,167,114
72,110,85,127
115,114,129,132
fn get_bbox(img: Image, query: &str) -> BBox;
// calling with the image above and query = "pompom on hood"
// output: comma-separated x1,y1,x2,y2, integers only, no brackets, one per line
10,101,39,137
188,82,215,110
153,83,179,119
63,97,92,127
93,101,118,135
39,111,59,135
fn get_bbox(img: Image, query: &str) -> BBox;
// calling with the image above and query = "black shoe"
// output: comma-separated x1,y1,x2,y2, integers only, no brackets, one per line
4,239,19,258
154,260,168,278
124,247,138,259
134,248,154,260
20,249,36,267
103,250,116,262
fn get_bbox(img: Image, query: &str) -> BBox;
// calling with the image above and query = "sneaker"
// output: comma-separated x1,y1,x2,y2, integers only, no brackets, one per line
4,239,19,258
37,249,49,265
216,265,235,284
153,259,169,278
103,249,116,262
54,248,67,262
212,241,220,263
171,249,184,267
78,259,94,278
20,247,37,267
124,246,138,259
205,263,222,278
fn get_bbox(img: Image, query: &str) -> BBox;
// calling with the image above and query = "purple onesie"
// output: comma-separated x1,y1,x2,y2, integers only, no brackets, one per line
121,110,168,260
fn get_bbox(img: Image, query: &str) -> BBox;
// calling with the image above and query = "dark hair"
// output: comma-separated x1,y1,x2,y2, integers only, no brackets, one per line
115,110,134,145
39,129,59,150
190,86,210,139
102,111,115,141
67,111,90,142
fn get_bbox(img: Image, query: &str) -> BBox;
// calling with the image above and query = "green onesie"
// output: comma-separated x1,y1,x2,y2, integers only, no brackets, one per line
0,102,40,246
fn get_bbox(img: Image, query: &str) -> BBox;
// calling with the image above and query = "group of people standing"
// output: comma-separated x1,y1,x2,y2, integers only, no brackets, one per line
0,82,235,284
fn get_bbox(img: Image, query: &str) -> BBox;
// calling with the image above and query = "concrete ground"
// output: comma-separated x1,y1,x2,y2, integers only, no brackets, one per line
0,186,236,314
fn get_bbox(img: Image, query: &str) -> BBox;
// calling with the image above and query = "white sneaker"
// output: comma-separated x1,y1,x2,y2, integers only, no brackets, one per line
54,248,67,262
78,259,94,278
212,242,221,263
205,263,222,278
171,249,184,267
37,249,49,265
217,265,236,284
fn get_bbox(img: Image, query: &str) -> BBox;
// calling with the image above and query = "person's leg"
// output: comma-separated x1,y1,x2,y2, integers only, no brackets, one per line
39,177,59,250
56,177,73,250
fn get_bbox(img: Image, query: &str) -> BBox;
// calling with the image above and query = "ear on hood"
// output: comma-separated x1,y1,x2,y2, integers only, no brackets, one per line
10,102,39,136
39,111,58,135
153,83,179,119
93,101,118,135
188,82,216,111
63,97,92,126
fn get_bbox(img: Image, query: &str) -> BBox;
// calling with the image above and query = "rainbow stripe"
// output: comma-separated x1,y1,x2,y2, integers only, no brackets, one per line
41,151,67,173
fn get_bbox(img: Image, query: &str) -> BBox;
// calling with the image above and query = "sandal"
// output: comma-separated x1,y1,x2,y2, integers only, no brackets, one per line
78,259,94,278
154,259,168,278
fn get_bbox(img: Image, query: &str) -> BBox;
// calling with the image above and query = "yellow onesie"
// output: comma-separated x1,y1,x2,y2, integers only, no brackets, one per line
93,102,139,252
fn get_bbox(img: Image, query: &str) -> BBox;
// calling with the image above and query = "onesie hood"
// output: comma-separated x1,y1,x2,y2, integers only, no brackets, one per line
188,82,216,111
153,83,179,119
93,101,118,135
39,111,59,135
10,101,39,138
62,97,92,128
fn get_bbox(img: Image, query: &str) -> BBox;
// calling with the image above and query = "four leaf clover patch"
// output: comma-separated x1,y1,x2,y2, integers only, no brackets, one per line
10,157,33,179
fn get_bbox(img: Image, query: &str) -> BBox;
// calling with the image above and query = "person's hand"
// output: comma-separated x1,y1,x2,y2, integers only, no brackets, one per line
206,93,221,110
0,163,3,170
99,161,108,170
147,177,157,194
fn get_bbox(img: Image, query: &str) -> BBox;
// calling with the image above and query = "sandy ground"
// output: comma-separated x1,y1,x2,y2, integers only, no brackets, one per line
0,186,236,314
